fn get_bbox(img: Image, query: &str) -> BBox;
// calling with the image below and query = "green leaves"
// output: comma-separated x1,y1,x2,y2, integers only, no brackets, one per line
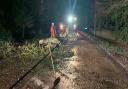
119,27,128,44
110,3,128,29
110,3,128,44
0,41,46,60
0,41,15,58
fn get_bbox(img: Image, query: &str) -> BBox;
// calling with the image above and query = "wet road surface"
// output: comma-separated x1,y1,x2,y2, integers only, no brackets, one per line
16,36,128,89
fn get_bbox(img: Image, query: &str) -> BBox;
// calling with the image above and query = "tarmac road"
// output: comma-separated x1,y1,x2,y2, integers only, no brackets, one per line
55,34,128,89
16,35,128,89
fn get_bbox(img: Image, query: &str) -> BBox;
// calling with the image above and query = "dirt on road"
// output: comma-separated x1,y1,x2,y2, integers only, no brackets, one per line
15,36,128,89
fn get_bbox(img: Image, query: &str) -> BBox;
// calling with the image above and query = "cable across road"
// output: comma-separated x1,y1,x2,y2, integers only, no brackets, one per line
9,44,59,89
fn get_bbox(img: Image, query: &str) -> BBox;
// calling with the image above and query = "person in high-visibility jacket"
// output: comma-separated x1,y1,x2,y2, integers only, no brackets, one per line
50,23,56,38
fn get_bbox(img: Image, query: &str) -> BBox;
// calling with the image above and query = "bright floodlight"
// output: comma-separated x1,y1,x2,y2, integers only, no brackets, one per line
85,27,88,30
73,24,77,29
60,23,64,30
74,17,77,21
68,15,74,23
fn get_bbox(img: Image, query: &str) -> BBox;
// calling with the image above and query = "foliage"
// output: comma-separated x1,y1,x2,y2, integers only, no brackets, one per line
0,41,14,59
0,41,46,60
110,3,128,43
110,3,128,30
13,0,34,26
118,27,128,44
18,42,45,59
97,0,128,44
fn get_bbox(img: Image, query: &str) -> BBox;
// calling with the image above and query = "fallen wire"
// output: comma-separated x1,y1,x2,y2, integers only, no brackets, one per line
9,44,58,89
48,43,61,89
48,43,56,77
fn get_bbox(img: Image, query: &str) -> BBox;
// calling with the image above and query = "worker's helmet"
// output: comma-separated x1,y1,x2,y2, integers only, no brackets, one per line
52,22,54,26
